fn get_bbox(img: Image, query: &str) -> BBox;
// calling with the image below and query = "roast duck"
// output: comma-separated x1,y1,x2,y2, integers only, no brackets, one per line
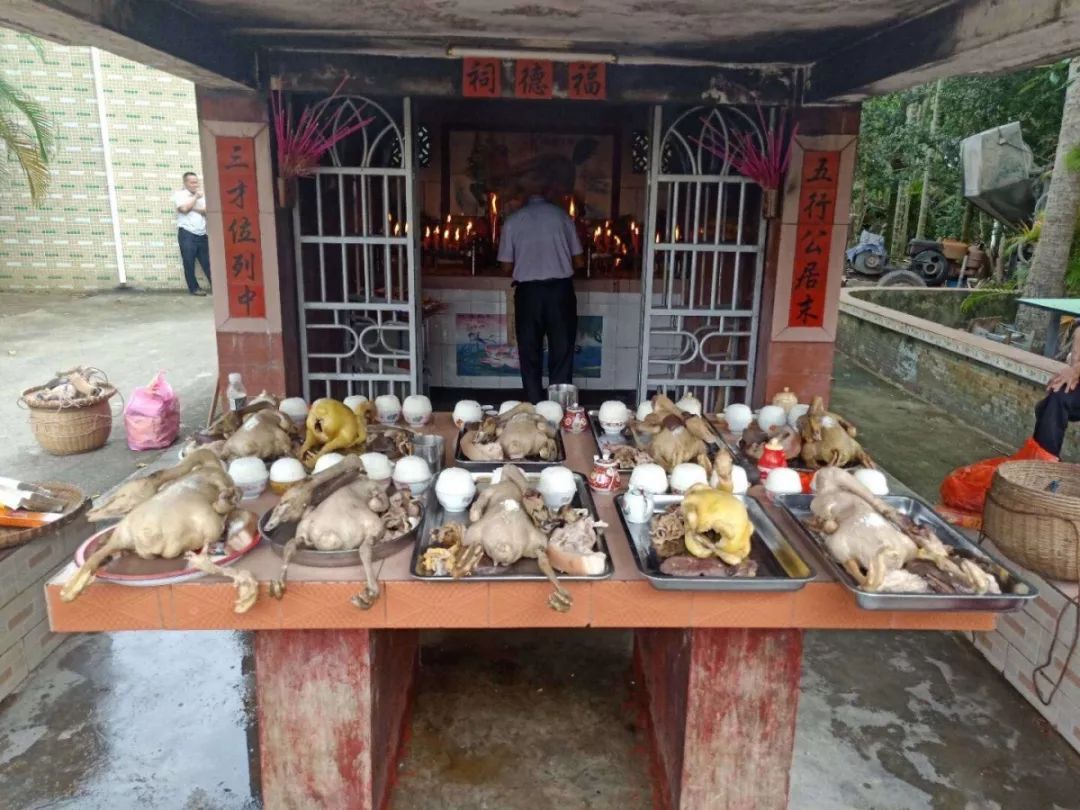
809,467,1020,595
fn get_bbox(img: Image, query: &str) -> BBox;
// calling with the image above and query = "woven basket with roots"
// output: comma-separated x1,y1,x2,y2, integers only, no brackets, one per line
19,368,120,456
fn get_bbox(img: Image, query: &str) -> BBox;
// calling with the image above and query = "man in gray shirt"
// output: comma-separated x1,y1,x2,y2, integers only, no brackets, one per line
498,191,585,402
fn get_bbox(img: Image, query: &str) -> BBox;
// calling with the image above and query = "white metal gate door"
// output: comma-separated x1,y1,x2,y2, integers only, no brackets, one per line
638,105,767,412
294,96,419,402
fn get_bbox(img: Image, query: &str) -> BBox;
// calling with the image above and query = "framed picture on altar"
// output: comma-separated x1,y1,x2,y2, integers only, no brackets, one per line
443,127,617,219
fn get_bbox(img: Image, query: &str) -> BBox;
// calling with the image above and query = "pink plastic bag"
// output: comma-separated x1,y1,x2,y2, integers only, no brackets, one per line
124,372,180,450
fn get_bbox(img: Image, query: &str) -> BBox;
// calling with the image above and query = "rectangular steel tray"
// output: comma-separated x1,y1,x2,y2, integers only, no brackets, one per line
616,493,815,591
453,426,567,471
411,471,613,581
775,493,1037,611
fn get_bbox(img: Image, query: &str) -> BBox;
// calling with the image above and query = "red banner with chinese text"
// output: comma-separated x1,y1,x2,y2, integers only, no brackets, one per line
787,150,840,328
514,60,554,99
216,136,265,319
462,58,501,98
568,62,606,100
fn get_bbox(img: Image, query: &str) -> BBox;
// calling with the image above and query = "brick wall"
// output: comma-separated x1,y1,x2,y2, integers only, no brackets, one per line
0,510,90,703
969,542,1080,755
0,30,201,291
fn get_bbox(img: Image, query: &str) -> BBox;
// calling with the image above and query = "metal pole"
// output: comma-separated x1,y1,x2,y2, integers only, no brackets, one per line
90,47,127,286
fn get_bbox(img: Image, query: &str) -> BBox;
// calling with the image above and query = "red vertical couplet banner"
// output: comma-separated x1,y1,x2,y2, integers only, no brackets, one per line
787,150,840,328
514,60,554,99
216,137,265,319
462,58,501,98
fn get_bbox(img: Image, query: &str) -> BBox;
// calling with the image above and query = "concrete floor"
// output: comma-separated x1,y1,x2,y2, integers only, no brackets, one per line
0,291,217,495
2,296,1079,809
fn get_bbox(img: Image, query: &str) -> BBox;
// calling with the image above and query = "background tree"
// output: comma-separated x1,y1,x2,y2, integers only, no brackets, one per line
1015,57,1080,346
0,38,53,205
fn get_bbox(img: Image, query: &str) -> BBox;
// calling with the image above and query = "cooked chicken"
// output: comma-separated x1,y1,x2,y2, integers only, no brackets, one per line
62,465,259,613
798,397,873,469
630,395,718,472
463,498,571,611
459,404,558,462
681,484,753,566
468,464,530,522
87,448,224,521
270,477,391,608
264,455,364,530
219,409,296,461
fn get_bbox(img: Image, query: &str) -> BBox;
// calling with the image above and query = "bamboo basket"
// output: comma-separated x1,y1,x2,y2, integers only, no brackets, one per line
19,383,118,456
0,481,88,551
983,461,1080,581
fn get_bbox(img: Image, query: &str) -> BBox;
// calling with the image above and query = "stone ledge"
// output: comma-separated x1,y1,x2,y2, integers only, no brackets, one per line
841,288,1062,385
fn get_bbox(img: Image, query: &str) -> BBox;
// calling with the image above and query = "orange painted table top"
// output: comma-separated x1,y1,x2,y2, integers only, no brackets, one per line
46,413,995,633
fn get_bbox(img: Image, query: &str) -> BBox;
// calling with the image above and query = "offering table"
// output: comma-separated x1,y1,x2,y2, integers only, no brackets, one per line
45,414,995,810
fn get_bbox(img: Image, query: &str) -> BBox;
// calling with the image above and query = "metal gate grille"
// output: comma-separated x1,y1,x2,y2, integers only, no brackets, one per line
638,106,767,412
294,96,418,402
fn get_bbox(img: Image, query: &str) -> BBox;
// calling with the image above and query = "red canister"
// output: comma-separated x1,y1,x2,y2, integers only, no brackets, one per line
562,404,588,434
588,454,621,493
757,437,788,483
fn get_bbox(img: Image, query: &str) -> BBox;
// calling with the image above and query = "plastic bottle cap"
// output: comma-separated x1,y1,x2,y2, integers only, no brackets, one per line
228,373,242,383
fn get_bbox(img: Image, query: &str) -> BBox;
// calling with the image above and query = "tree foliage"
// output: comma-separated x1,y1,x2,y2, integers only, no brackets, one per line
854,64,1068,252
0,36,53,205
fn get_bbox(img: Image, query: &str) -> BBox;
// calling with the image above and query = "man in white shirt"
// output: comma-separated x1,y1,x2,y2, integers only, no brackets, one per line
173,171,211,296
498,188,585,403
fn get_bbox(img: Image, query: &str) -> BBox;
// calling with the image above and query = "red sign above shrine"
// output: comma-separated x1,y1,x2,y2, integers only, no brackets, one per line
514,60,554,99
216,136,265,319
568,62,607,100
786,150,840,329
462,58,501,98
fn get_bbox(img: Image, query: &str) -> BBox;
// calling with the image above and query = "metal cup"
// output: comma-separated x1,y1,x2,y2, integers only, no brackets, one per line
547,383,579,410
411,433,445,475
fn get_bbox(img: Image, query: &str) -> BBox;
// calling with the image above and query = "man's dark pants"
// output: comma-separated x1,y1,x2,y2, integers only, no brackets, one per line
514,277,577,403
178,228,212,293
1034,388,1080,456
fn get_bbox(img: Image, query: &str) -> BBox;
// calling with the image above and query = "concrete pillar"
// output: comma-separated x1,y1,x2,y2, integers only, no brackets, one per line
754,105,861,406
196,88,289,399
635,627,804,809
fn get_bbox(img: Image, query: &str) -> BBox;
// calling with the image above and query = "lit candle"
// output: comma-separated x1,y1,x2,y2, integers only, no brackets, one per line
569,198,576,218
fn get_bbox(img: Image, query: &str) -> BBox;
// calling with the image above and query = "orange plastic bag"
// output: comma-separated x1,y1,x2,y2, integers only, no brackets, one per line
939,437,1057,514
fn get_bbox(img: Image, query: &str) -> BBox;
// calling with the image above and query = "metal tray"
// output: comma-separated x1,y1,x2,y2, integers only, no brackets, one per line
257,501,423,568
453,426,567,471
775,493,1037,611
411,471,613,581
616,493,815,591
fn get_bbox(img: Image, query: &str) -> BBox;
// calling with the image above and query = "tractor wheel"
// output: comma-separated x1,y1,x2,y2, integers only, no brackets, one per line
877,269,926,287
852,251,884,276
911,248,949,285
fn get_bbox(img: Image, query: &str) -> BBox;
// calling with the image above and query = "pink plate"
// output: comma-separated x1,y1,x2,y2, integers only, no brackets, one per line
73,519,261,587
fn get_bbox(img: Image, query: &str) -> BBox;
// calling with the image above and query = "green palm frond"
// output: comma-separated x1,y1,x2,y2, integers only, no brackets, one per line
0,73,54,205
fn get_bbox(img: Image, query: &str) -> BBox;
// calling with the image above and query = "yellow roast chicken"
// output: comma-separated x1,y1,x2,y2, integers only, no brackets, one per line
681,484,752,566
299,398,368,467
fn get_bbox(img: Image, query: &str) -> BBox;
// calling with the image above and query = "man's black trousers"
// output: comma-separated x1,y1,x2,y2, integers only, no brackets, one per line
1034,387,1080,457
514,277,577,404
178,228,212,293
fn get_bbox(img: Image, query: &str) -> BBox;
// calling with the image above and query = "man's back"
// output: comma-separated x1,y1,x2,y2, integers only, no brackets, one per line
498,195,581,282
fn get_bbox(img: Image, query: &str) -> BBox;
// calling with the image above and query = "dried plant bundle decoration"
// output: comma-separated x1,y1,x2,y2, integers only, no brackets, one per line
271,78,373,182
693,107,798,191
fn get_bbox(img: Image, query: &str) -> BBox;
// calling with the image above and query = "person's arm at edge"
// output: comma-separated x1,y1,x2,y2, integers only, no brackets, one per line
1048,325,1080,392
176,191,198,214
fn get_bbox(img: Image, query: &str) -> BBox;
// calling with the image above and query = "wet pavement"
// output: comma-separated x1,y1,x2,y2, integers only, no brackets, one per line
3,346,1080,808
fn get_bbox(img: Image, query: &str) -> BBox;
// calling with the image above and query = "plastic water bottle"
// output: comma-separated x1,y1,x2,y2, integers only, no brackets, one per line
226,372,247,412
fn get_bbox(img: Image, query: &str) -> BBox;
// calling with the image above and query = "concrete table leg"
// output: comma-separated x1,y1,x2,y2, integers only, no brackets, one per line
254,629,419,810
635,628,803,810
